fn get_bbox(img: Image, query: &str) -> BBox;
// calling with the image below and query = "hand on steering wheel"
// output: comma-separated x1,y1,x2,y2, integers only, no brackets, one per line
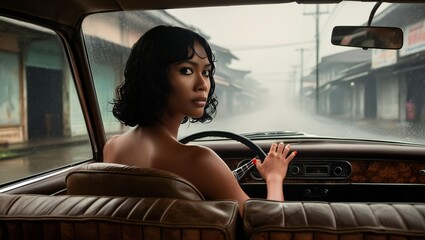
254,142,297,183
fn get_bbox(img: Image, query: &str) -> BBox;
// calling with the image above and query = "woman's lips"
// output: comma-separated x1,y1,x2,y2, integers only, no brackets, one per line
192,98,207,107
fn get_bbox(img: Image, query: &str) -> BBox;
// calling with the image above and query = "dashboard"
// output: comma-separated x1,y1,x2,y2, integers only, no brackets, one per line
200,139,425,202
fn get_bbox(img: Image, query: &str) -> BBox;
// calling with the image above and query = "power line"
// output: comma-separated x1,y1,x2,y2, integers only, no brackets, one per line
227,40,314,51
303,4,339,71
321,4,341,34
251,71,294,76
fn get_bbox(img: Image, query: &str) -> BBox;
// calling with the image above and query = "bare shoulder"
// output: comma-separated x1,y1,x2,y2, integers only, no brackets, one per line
175,143,248,203
106,135,120,145
104,135,121,150
182,144,221,162
171,143,223,174
103,135,121,162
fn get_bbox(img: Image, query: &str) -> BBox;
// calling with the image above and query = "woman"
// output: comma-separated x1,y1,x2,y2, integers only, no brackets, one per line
103,25,297,214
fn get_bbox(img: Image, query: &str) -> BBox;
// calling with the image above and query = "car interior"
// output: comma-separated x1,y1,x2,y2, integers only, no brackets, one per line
1,0,425,239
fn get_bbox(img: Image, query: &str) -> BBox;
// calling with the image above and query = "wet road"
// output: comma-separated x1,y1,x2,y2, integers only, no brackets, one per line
0,143,92,185
180,99,425,145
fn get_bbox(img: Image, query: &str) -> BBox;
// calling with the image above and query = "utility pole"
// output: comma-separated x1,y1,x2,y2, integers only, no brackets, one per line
304,4,328,114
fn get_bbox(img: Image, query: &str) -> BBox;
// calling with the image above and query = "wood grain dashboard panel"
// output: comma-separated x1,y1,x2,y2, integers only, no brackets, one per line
350,160,425,183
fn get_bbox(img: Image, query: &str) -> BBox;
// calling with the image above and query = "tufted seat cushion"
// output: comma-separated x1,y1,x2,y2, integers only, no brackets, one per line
243,199,425,240
0,194,239,240
66,162,204,200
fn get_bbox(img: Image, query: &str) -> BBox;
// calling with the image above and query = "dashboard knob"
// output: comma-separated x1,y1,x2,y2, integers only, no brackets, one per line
303,189,311,196
291,166,301,175
333,166,343,176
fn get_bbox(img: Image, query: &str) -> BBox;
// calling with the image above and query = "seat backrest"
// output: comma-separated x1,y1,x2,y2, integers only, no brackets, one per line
0,194,239,240
66,162,204,200
243,199,425,240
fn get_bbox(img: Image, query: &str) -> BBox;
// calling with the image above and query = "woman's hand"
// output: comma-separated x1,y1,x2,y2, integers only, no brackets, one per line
253,142,297,200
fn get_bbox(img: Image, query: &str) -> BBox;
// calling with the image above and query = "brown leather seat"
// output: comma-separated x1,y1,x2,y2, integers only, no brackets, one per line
66,162,204,200
0,194,239,240
0,163,241,239
243,199,425,240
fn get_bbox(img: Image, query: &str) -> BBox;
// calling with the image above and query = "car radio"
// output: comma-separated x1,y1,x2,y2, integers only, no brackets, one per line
287,161,352,179
240,159,352,180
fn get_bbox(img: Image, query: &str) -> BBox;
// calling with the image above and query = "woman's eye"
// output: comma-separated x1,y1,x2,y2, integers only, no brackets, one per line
179,67,193,75
203,70,211,77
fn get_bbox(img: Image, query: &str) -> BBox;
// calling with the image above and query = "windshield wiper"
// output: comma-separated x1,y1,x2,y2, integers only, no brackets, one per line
242,131,306,139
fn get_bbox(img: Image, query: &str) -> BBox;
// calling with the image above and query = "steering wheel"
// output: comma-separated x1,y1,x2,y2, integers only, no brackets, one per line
179,131,267,182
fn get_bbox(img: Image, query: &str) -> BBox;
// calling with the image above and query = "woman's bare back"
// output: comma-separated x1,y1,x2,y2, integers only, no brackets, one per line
104,127,190,170
103,126,249,206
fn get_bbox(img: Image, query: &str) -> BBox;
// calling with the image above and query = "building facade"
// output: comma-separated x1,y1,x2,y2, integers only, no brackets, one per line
313,3,425,126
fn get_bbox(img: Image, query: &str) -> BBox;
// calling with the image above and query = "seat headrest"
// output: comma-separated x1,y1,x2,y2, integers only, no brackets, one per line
66,162,204,200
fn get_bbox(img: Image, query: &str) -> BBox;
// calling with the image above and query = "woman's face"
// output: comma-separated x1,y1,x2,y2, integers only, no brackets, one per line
165,41,212,120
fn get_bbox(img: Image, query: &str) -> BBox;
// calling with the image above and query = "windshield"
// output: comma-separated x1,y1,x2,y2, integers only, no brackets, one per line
83,2,425,145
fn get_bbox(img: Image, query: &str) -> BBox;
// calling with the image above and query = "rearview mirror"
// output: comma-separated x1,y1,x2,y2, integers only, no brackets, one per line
331,26,403,50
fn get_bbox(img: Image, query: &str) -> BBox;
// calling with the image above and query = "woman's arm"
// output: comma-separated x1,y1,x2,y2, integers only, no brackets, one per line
177,143,295,214
254,142,296,201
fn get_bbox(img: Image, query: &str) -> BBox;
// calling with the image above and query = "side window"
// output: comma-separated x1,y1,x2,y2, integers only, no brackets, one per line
83,12,131,135
0,16,91,186
83,12,154,136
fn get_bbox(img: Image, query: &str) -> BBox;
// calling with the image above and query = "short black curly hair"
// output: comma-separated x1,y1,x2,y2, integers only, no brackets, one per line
112,25,218,127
